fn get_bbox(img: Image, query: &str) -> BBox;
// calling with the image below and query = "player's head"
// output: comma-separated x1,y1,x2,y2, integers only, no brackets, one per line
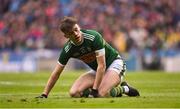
59,16,82,45
60,16,78,33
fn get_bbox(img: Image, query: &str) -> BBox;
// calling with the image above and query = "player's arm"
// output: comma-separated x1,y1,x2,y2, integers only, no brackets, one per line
36,63,65,98
90,48,106,97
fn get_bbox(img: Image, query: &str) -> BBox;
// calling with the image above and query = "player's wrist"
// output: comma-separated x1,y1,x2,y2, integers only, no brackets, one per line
41,93,48,98
89,88,99,98
92,88,98,91
35,93,48,98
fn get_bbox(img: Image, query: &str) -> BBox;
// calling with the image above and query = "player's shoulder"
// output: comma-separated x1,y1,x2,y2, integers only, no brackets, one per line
81,29,102,41
62,40,73,53
81,29,101,36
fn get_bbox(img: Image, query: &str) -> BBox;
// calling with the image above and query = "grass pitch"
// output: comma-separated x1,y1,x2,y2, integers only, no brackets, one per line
0,70,180,108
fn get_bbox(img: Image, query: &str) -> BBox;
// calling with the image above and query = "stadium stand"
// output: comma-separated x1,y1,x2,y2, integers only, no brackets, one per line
0,0,180,71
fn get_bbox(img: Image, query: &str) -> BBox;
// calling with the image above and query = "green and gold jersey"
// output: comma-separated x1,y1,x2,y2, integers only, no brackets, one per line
58,29,119,70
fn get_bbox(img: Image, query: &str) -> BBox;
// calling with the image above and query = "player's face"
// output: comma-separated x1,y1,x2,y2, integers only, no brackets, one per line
64,24,83,45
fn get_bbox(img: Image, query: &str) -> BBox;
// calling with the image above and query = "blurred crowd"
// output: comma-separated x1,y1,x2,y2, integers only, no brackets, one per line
0,0,180,53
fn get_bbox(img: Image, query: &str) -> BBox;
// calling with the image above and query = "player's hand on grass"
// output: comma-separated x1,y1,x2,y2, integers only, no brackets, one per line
89,89,99,98
35,94,47,98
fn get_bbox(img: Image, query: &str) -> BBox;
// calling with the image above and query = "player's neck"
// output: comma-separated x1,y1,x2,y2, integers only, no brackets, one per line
71,36,84,46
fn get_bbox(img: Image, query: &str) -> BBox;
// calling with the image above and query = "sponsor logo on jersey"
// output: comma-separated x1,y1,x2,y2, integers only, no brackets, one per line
80,47,86,53
87,47,92,52
72,52,80,57
78,52,96,63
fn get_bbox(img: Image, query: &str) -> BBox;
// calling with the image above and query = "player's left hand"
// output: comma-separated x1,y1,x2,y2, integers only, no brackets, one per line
35,94,48,98
89,89,99,98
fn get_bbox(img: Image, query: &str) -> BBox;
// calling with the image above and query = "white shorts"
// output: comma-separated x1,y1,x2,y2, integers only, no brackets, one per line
107,58,126,76
88,56,126,77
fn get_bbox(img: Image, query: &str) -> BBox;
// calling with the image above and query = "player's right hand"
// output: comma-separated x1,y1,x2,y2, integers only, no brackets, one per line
35,94,48,98
89,89,99,98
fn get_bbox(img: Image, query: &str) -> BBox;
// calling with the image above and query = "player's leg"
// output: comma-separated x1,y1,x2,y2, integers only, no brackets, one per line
98,58,125,97
98,57,139,97
110,81,140,97
69,71,95,97
98,70,121,97
120,81,140,96
99,69,139,97
107,59,140,97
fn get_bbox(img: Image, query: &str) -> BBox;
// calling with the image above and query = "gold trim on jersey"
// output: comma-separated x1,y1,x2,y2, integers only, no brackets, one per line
82,32,95,41
64,42,72,53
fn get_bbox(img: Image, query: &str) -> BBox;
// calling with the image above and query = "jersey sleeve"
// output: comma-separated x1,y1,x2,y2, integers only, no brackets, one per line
93,31,106,57
58,49,70,66
93,31,105,50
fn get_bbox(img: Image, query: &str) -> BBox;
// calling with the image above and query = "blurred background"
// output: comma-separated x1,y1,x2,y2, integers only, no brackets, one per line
0,0,180,73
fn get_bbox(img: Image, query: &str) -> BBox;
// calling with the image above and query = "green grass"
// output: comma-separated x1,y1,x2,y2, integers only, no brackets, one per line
0,70,180,108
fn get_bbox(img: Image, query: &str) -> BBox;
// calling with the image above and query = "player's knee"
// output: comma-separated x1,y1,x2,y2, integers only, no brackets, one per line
69,90,77,97
69,89,80,97
98,89,108,97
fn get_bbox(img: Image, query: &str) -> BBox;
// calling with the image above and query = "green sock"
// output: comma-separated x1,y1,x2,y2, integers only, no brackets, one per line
110,85,124,97
81,88,90,97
